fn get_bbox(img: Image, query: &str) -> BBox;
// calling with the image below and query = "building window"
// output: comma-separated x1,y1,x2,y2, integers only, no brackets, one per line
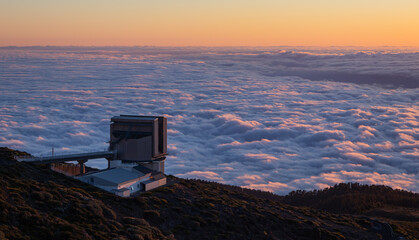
137,184,140,189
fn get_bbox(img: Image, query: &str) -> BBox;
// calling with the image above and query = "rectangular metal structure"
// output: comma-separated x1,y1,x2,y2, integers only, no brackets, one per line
110,115,167,162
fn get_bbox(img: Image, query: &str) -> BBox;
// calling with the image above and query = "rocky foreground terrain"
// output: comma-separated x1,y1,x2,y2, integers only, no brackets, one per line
0,147,417,240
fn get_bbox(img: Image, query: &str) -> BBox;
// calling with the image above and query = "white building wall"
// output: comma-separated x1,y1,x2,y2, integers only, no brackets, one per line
115,189,130,197
94,184,116,192
119,180,140,193
144,178,167,191
118,178,152,194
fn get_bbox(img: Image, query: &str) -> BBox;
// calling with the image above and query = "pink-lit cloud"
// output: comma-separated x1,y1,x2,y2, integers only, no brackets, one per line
1,47,418,194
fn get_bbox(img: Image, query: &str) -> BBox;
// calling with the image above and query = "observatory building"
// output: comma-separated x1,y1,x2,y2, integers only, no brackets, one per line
108,115,167,172
18,115,169,196
18,115,169,197
77,115,168,196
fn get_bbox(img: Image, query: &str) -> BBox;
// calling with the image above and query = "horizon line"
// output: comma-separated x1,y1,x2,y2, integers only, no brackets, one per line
1,45,419,49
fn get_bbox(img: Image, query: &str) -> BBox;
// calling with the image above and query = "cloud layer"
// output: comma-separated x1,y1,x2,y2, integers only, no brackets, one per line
0,46,418,194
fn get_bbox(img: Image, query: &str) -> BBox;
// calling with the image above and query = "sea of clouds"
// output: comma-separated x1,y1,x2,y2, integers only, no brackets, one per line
0,46,418,194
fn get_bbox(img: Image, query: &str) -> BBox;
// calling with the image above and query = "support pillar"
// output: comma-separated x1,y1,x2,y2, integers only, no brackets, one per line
107,159,111,169
77,159,87,175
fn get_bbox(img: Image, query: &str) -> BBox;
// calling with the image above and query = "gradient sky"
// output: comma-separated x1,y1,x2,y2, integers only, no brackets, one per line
1,0,419,46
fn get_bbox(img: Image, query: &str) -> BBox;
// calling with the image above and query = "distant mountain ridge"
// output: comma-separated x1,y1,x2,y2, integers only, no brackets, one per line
0,147,417,240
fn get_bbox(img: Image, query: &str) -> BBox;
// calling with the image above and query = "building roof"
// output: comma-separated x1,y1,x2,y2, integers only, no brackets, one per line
90,168,146,185
111,115,161,122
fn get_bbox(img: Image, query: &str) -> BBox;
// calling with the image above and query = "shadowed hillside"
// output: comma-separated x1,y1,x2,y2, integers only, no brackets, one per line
282,183,419,214
0,147,417,240
281,183,419,239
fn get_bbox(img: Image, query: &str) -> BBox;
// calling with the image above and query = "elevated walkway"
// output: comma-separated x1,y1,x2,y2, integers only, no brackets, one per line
16,151,117,164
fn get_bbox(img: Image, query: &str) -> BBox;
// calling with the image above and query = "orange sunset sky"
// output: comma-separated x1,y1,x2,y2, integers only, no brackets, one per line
1,0,418,46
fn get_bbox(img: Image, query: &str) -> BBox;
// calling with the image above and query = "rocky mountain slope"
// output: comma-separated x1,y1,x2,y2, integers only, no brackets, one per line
0,147,417,240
